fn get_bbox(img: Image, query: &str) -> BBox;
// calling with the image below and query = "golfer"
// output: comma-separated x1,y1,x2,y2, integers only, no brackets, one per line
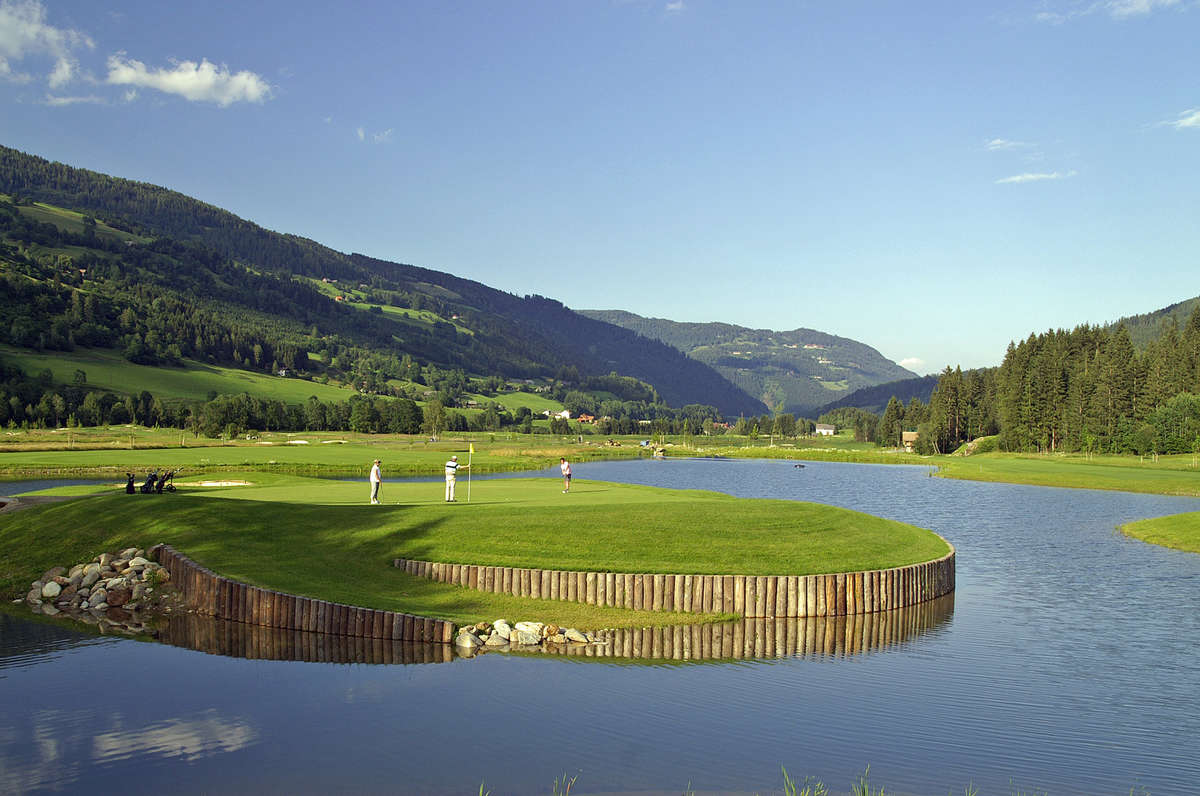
560,457,572,493
445,455,468,502
369,459,382,504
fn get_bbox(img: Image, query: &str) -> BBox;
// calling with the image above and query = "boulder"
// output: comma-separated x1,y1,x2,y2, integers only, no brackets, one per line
484,632,509,647
491,620,512,641
81,565,101,588
26,588,42,605
454,631,482,649
40,566,66,583
120,547,138,559
514,621,544,637
515,629,541,646
106,586,131,607
41,582,62,599
565,628,589,643
98,553,113,567
90,587,107,605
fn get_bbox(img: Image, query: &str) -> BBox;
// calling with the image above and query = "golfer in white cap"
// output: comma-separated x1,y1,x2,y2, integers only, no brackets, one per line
444,454,468,502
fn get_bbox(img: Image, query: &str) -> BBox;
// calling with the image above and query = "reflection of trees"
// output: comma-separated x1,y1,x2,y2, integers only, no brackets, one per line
157,594,953,666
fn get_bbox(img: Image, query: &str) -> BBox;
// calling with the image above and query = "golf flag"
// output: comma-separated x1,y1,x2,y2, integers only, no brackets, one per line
467,443,474,502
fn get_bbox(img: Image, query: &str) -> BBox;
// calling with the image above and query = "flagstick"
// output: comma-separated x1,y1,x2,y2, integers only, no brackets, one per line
467,447,473,503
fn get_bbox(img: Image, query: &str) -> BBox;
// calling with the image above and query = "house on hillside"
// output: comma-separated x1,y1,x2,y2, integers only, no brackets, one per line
577,413,595,423
902,431,920,452
815,423,835,436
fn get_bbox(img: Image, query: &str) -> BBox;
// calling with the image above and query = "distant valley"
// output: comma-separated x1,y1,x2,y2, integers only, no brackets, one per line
579,310,916,416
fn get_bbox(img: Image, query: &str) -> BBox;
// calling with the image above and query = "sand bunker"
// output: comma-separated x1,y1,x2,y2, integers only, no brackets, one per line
193,480,253,487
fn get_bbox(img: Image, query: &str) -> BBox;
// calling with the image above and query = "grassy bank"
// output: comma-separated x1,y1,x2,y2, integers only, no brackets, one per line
0,472,947,628
1121,512,1200,553
0,427,643,477
935,452,1200,497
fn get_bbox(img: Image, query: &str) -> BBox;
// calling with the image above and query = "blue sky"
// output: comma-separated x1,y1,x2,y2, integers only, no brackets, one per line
2,0,1197,374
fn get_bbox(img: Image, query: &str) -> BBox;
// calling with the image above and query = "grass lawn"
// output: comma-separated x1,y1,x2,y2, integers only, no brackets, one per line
0,344,356,404
0,427,642,477
0,472,948,629
1121,512,1200,553
936,452,1200,497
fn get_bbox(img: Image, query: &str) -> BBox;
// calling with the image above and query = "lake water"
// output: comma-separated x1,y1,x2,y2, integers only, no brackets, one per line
3,458,1200,795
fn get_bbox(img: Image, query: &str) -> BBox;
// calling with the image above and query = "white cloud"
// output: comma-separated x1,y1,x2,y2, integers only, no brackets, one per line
1107,0,1180,17
995,170,1077,184
0,0,93,87
1164,108,1200,129
986,138,1031,151
356,127,365,141
899,357,925,371
372,128,394,144
43,92,104,106
105,53,272,107
1035,0,1184,22
665,1,685,11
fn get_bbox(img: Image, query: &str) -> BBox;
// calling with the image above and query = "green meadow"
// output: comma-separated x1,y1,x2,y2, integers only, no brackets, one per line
1121,512,1200,554
0,472,947,629
0,344,357,404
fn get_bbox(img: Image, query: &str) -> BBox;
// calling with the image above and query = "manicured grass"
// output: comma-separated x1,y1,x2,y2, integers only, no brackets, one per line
0,344,356,403
936,452,1200,497
0,427,641,477
1121,512,1200,553
0,472,947,628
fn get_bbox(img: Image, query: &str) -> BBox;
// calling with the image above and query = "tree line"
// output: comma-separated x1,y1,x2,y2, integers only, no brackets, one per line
849,304,1200,456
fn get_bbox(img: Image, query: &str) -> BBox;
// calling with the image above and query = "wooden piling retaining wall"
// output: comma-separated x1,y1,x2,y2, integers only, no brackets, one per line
150,544,454,643
393,543,954,618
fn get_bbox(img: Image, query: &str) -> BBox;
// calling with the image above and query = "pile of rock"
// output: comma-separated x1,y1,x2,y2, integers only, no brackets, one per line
22,547,173,634
453,619,604,655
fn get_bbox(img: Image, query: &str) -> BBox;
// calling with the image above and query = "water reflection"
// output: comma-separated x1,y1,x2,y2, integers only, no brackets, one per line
155,594,953,664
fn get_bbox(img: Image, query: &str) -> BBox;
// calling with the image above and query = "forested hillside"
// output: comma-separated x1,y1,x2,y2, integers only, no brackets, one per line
868,307,1200,456
0,145,765,417
580,309,915,415
816,375,939,416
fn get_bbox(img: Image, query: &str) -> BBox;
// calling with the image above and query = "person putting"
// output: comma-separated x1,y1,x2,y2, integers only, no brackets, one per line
560,457,572,493
445,455,468,502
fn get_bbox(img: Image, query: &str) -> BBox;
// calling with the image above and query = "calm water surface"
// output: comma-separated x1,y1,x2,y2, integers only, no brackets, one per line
3,459,1200,795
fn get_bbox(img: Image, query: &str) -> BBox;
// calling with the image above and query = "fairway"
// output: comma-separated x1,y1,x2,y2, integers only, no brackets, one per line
0,472,948,628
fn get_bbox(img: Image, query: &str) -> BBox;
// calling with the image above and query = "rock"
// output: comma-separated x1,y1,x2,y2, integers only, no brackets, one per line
26,588,42,605
41,566,67,583
40,604,60,617
106,586,131,607
81,565,101,588
53,575,70,586
491,620,512,641
132,583,147,601
565,628,589,643
515,629,541,646
56,584,77,602
68,564,86,579
484,632,509,647
90,587,107,605
549,633,566,643
98,553,113,567
514,621,544,637
41,582,62,599
454,631,482,648
91,602,108,611
545,624,559,637
128,557,149,569
120,547,138,559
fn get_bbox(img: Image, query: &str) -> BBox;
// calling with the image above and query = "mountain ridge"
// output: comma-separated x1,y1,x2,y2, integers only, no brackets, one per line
579,309,916,416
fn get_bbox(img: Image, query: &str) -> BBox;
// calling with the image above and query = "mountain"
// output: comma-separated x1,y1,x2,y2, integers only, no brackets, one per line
1107,296,1200,351
578,310,916,416
0,145,766,417
815,375,940,416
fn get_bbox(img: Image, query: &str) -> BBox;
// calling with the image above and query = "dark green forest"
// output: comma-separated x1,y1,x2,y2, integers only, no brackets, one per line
844,306,1200,456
